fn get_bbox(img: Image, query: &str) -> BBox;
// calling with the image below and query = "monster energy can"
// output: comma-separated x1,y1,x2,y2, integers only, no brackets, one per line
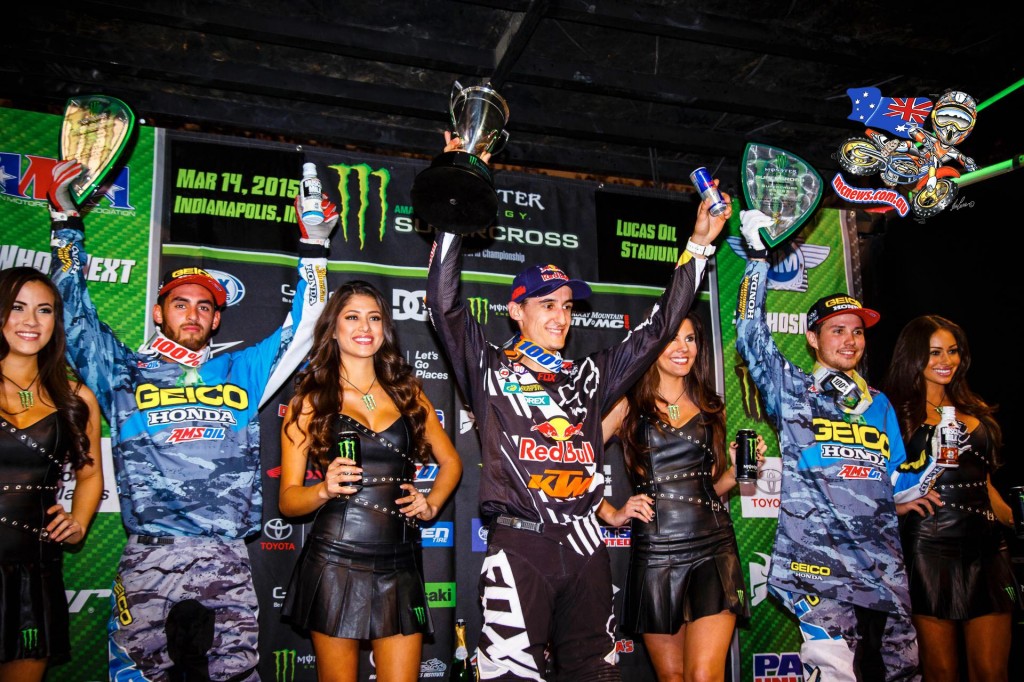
1011,485,1024,539
735,429,758,483
338,431,363,491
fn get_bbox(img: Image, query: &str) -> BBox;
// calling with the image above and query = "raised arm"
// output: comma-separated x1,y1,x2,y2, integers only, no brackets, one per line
597,190,731,409
47,161,133,419
425,229,491,411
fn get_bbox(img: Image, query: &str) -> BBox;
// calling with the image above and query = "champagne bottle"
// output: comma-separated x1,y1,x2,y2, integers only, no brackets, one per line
300,162,324,226
936,406,960,468
450,618,475,681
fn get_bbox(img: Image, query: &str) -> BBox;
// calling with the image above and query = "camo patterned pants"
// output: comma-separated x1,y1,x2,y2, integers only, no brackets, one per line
771,588,920,682
108,536,259,682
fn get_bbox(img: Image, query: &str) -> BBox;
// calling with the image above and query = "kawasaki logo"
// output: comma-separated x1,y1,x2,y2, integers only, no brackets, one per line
21,627,38,651
467,297,489,324
329,163,391,249
274,648,297,682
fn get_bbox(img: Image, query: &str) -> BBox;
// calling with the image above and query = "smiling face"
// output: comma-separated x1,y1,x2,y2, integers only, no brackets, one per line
2,280,56,359
922,328,960,389
657,318,697,380
152,283,221,352
807,313,865,374
508,285,574,351
334,293,385,360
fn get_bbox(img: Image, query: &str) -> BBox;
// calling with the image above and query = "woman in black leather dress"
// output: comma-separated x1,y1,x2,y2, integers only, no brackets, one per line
602,313,761,682
885,315,1016,682
279,280,461,682
0,267,102,682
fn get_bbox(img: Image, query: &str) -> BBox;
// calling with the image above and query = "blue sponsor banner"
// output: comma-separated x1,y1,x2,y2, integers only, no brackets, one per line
470,518,489,552
422,521,454,548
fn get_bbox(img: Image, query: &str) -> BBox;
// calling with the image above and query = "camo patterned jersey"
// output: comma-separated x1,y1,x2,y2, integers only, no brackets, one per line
426,231,706,555
49,219,328,538
735,259,932,615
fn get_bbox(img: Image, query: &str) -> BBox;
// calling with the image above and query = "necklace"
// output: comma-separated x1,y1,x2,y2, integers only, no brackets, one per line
2,372,39,409
341,375,378,411
660,386,687,421
926,398,949,415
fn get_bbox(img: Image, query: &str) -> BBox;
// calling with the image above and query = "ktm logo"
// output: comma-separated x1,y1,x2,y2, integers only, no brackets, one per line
329,163,391,249
528,469,593,498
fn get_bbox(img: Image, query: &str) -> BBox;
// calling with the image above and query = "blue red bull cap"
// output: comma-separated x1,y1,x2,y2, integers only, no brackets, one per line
510,264,591,303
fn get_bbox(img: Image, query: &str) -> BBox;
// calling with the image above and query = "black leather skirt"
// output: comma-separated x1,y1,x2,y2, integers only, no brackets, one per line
903,533,1020,620
621,525,749,634
0,557,69,663
281,536,433,640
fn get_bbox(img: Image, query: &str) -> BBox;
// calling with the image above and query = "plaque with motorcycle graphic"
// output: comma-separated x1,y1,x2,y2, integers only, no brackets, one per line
741,143,823,248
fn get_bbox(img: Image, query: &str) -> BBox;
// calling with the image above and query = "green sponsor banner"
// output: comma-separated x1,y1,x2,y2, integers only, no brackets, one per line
1,105,154,682
715,208,851,680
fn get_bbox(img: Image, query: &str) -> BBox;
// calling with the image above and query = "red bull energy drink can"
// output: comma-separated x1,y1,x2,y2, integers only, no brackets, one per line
689,166,728,217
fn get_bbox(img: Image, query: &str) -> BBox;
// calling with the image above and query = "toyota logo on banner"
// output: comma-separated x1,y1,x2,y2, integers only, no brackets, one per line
263,518,293,541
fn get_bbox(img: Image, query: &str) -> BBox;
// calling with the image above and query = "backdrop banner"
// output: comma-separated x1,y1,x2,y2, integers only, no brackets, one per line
2,104,852,682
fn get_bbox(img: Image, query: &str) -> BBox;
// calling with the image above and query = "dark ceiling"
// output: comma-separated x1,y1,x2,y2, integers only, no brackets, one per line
4,0,1022,194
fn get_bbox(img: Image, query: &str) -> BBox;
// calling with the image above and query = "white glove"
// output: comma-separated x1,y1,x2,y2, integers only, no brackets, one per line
292,194,340,244
48,160,83,219
739,209,773,252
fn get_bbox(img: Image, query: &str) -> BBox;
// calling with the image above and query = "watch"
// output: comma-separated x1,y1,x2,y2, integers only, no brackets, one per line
685,239,716,257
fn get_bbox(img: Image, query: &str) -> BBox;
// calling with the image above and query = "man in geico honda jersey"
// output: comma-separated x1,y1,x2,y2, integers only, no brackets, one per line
46,159,333,681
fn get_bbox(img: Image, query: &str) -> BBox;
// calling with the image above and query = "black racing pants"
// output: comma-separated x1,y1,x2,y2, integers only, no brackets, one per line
476,524,620,682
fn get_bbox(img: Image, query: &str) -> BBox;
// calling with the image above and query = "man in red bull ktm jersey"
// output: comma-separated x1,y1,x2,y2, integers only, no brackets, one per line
426,139,730,681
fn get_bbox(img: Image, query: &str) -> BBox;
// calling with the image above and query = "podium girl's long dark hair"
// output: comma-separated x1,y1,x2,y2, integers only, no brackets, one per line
884,314,1002,462
284,280,432,471
0,267,92,469
617,312,726,481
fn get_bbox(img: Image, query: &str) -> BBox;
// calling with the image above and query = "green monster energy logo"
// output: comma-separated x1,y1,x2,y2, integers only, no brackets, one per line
414,606,426,624
1006,585,1017,602
339,439,357,462
274,648,297,682
21,627,39,651
329,163,391,249
467,297,489,324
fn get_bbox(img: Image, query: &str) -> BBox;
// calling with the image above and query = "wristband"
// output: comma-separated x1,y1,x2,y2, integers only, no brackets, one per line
747,248,770,260
685,239,716,257
298,238,329,259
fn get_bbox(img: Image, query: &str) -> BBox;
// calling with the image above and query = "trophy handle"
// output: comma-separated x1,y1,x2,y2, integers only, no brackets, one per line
490,130,510,155
449,80,464,131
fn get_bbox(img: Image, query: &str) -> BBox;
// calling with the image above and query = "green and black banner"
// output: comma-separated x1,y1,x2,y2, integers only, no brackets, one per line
2,104,856,681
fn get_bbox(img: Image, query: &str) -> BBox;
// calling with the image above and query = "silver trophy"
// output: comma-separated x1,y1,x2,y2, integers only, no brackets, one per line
411,80,509,233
